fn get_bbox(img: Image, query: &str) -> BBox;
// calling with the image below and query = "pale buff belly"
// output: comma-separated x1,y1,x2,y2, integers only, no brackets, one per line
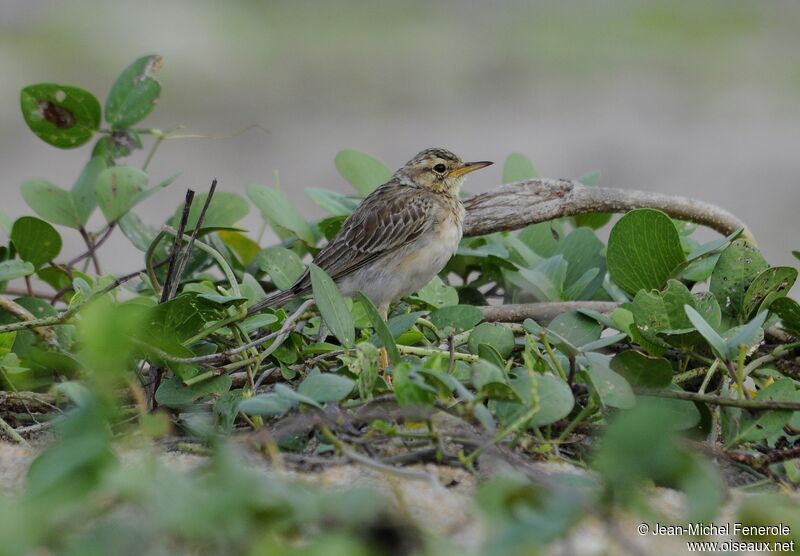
337,220,462,309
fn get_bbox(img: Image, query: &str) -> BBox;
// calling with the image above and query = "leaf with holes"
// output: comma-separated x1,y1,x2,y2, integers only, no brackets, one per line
105,55,163,129
741,266,797,320
20,84,100,148
709,239,768,319
607,209,686,295
10,217,62,269
772,297,800,336
335,149,392,196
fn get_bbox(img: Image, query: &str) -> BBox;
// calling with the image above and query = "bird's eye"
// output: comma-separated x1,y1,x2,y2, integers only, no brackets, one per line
433,163,447,174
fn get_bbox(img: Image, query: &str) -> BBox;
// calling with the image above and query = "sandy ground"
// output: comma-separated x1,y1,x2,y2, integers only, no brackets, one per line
0,439,788,555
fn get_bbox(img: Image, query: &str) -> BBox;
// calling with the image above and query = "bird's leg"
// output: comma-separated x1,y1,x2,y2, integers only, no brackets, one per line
377,303,392,383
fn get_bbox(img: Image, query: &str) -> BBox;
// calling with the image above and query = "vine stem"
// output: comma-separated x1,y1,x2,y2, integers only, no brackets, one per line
397,345,478,362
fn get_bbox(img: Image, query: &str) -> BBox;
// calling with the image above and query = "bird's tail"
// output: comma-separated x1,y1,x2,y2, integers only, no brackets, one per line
246,289,298,316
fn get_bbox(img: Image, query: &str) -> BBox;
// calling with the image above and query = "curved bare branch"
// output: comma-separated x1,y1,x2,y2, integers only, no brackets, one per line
463,179,751,240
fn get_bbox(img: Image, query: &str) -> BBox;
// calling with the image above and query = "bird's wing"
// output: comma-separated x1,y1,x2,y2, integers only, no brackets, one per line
247,183,437,314
296,183,435,290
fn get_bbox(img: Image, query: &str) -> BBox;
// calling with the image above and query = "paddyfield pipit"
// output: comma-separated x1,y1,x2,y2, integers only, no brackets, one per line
249,148,493,364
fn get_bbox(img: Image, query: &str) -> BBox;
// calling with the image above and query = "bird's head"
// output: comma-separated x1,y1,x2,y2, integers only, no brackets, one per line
395,148,492,195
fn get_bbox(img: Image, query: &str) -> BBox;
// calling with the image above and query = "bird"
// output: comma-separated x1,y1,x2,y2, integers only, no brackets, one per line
248,148,493,367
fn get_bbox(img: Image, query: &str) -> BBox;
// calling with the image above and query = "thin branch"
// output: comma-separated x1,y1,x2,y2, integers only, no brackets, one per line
637,387,800,410
169,179,217,299
66,223,116,267
78,226,102,274
145,299,315,366
480,301,620,323
160,190,194,302
0,415,29,446
463,179,751,240
0,296,57,344
0,259,166,335
3,287,60,300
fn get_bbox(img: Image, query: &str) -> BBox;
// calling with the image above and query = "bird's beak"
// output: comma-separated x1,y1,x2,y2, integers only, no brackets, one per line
449,160,493,178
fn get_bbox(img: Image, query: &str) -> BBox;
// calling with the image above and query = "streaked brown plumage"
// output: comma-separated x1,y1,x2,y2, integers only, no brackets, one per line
248,148,492,318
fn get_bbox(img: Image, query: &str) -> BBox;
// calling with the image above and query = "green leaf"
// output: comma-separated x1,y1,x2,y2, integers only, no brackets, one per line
583,352,635,409
95,166,173,223
0,260,35,282
305,188,359,215
256,247,305,290
21,179,82,228
117,211,157,251
502,153,537,183
493,372,574,428
218,230,261,265
414,275,458,308
742,266,797,320
356,292,399,365
709,239,768,318
571,171,612,229
638,385,701,431
297,372,355,403
736,379,795,442
629,280,696,347
394,362,436,406
428,304,483,331
309,264,355,347
238,392,293,417
20,83,100,148
70,155,109,225
610,351,672,388
173,191,250,230
334,149,392,196
246,183,315,244
684,305,728,359
10,217,62,269
725,310,768,356
154,374,232,408
518,221,564,258
547,311,601,353
607,209,686,295
771,297,800,335
555,227,606,299
104,55,162,128
468,323,515,358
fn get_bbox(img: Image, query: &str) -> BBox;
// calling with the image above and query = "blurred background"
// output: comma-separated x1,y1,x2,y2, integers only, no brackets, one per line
1,0,799,273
